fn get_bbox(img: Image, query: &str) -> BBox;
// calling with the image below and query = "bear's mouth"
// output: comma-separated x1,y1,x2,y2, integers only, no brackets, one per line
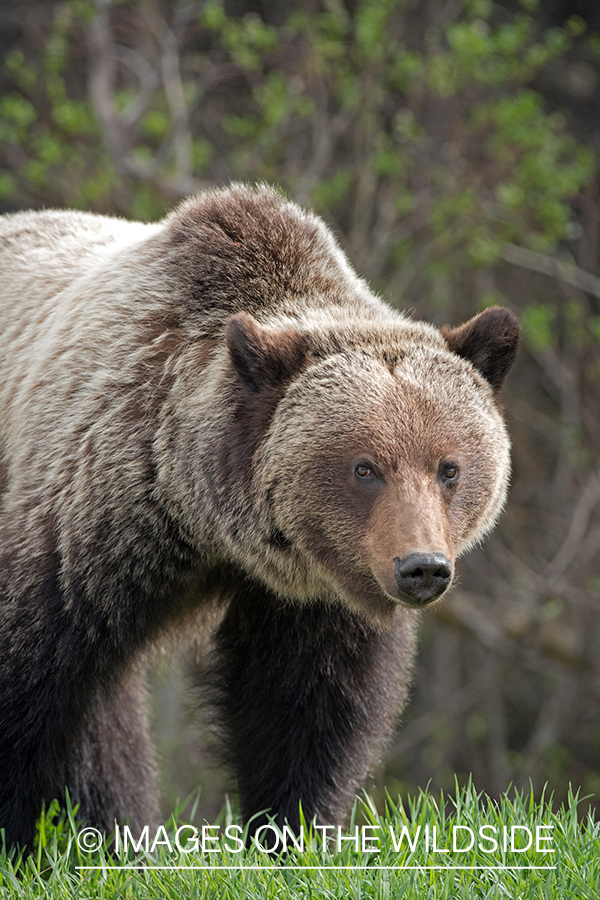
391,587,451,610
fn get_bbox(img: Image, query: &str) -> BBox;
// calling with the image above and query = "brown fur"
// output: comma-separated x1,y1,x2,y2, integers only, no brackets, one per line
0,183,518,848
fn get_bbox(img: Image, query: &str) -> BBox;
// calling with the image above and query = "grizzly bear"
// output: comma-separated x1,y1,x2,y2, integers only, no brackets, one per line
0,183,519,850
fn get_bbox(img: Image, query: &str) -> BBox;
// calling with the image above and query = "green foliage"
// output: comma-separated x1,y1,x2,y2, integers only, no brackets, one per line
0,0,592,289
521,303,556,352
202,1,278,70
482,91,593,250
311,170,354,213
193,0,592,291
1,785,598,898
0,3,114,210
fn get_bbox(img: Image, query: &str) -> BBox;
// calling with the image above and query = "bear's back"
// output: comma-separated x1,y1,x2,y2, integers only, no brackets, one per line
0,210,156,326
0,186,391,341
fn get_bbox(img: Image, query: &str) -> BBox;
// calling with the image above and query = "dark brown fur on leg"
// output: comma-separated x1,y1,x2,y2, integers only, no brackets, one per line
64,665,159,838
209,580,418,836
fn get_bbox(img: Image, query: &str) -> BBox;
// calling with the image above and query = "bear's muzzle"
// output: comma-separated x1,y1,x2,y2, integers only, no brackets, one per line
393,552,452,605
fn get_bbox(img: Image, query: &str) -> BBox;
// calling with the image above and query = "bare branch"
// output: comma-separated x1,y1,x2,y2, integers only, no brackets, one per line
434,591,520,659
160,29,193,181
294,107,353,206
502,242,600,301
518,674,578,781
144,1,193,185
390,682,483,757
542,469,600,583
88,0,126,160
115,45,160,128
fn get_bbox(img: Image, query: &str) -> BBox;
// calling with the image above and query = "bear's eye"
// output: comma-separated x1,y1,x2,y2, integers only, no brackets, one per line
440,462,460,484
355,463,374,479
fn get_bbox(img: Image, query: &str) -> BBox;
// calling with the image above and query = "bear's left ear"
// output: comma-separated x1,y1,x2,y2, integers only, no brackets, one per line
441,306,520,392
225,312,308,393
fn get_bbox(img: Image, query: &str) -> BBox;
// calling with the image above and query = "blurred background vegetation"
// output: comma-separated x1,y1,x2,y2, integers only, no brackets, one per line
2,0,600,823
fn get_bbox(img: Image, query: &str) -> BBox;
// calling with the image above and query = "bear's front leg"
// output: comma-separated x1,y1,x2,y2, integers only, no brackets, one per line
0,594,155,850
64,663,159,839
210,580,418,836
0,517,166,850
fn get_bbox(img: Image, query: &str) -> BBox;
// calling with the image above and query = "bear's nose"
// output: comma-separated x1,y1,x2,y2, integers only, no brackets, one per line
393,552,452,605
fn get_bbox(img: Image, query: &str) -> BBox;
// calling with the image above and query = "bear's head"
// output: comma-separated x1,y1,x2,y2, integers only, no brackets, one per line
224,305,519,627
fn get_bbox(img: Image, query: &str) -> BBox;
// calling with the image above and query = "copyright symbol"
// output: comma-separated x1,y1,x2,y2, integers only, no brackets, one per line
77,827,103,852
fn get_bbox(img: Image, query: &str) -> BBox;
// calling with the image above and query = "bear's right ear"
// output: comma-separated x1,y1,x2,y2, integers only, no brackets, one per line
225,312,307,393
441,306,520,393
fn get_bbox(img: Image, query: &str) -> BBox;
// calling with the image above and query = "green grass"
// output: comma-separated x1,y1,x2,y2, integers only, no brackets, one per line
1,783,599,898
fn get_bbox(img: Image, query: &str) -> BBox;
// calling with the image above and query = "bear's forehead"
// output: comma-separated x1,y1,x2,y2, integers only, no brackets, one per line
298,343,492,416
297,317,490,403
275,344,502,465
299,313,444,365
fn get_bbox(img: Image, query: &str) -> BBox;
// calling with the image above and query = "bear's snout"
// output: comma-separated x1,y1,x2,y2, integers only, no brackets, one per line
393,552,452,606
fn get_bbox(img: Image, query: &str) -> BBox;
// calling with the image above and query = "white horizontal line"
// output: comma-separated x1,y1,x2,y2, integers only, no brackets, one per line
75,864,558,871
